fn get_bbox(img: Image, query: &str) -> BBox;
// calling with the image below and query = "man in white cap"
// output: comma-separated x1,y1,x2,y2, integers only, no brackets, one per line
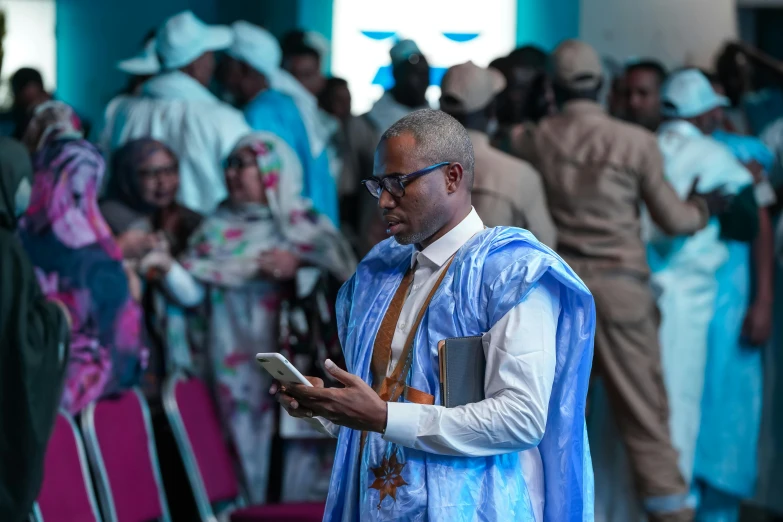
104,10,252,214
517,40,730,522
220,21,338,225
366,39,431,133
439,61,556,247
645,69,756,520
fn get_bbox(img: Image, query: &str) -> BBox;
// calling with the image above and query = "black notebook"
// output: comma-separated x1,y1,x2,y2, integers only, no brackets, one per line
438,336,485,408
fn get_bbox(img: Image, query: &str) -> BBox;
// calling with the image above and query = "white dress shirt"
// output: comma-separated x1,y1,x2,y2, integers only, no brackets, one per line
315,209,559,521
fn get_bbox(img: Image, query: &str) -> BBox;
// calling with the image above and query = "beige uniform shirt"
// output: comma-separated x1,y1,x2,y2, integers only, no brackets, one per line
515,100,708,277
469,130,557,248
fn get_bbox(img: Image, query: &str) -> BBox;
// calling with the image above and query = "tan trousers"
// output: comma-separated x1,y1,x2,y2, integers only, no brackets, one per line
578,269,694,522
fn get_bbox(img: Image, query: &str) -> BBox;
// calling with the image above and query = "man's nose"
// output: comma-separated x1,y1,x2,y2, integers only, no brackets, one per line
378,189,396,210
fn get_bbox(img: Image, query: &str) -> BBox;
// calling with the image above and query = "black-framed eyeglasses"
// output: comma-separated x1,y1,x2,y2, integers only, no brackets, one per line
138,163,179,181
362,162,450,199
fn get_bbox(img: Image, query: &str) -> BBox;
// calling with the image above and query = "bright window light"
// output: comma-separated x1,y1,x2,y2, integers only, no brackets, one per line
332,0,517,115
0,0,56,108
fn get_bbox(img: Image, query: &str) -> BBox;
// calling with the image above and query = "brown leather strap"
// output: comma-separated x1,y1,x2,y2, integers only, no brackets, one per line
383,256,455,399
369,268,414,391
404,387,435,405
360,256,455,452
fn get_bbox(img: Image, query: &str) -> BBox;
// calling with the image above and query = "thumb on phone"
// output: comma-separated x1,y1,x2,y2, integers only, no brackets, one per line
324,359,356,387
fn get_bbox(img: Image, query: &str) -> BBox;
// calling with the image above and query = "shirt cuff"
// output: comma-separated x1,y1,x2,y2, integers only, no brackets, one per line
382,402,422,448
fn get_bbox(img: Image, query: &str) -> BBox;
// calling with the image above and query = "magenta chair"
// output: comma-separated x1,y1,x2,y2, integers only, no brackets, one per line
81,389,171,522
162,373,325,522
33,410,102,522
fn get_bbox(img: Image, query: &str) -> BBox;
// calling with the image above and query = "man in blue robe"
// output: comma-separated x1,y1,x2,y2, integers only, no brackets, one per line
276,109,595,521
220,21,339,225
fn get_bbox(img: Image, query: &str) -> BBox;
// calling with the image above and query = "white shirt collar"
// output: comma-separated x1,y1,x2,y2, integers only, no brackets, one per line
412,208,484,269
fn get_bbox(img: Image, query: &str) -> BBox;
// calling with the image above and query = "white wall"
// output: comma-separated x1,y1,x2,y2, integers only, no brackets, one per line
0,0,56,107
580,0,737,71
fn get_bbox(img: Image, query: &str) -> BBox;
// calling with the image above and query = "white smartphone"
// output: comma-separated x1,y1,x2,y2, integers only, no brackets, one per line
256,353,313,387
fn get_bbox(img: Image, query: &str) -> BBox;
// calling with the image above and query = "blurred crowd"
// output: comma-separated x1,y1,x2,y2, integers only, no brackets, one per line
2,7,783,522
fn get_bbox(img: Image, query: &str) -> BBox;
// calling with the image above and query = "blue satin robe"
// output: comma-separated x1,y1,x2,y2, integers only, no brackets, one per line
325,227,596,521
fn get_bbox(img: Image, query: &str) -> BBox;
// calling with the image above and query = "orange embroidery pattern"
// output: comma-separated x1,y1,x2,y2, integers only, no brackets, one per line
369,450,408,509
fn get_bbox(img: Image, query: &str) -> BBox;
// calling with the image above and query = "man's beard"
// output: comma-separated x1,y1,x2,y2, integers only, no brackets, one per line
393,213,444,246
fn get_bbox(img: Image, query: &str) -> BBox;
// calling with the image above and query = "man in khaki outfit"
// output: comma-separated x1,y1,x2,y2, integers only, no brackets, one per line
517,40,729,522
439,61,557,247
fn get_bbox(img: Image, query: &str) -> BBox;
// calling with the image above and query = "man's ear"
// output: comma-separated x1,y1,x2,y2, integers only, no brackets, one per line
445,163,464,194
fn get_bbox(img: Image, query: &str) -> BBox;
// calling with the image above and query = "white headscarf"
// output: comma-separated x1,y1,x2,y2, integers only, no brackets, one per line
182,132,355,287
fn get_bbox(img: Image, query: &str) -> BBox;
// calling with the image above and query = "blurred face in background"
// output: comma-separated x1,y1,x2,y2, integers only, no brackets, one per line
224,146,267,205
686,108,721,135
217,56,268,106
392,56,430,108
286,53,325,95
625,68,662,131
710,80,728,131
217,56,243,103
607,76,627,119
139,147,180,209
322,81,352,120
184,51,216,87
496,64,538,125
15,83,48,112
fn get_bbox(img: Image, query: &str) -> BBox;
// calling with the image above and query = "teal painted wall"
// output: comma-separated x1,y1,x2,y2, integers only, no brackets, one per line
56,0,218,132
516,0,580,50
298,0,333,42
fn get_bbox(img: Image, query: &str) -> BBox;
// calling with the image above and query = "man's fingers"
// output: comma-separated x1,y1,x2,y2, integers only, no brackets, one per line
286,383,333,401
324,359,356,386
276,391,299,410
306,376,325,388
276,391,316,418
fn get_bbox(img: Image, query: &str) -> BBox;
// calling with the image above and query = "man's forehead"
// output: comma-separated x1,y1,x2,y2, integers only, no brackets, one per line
374,134,421,175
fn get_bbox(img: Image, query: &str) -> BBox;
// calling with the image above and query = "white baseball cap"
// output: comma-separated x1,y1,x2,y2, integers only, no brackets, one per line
661,69,729,118
117,38,160,76
226,21,281,81
156,10,233,70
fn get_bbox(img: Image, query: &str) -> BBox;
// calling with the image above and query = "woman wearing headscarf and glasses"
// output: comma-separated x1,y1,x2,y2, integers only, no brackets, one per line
171,131,356,503
0,137,70,522
18,101,147,415
100,138,205,392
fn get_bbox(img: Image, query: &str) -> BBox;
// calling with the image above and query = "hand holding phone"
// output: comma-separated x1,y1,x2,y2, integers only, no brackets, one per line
256,353,313,387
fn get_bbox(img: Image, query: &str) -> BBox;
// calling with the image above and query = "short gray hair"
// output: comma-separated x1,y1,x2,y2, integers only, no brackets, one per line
381,109,475,188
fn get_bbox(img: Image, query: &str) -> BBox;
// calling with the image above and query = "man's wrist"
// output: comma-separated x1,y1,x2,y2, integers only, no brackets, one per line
378,403,388,434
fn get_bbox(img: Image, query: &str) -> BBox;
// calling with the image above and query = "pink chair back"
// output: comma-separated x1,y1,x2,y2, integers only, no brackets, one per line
35,410,102,522
81,389,171,522
163,373,242,519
